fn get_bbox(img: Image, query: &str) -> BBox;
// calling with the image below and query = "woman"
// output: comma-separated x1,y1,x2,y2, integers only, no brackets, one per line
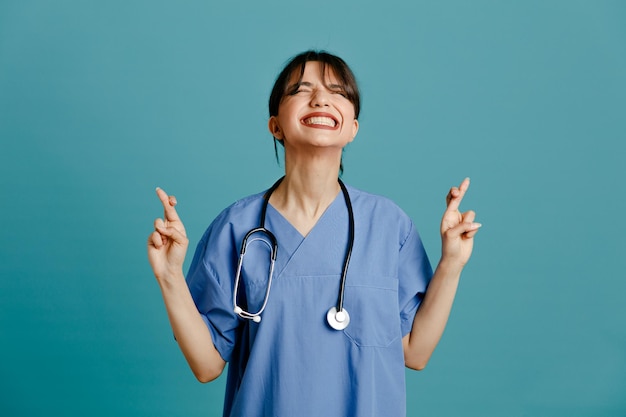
148,50,480,417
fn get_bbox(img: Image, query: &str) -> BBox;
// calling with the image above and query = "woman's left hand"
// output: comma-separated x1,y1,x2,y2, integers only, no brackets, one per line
440,178,481,269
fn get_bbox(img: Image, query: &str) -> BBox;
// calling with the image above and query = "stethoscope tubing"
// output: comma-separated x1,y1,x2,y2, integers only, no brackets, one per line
233,230,278,322
233,176,354,329
336,179,354,314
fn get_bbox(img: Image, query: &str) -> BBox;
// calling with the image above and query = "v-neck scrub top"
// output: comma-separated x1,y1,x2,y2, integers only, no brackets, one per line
186,184,433,417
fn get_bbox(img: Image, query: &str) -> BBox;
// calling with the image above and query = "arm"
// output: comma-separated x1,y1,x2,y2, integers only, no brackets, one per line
147,188,226,382
403,178,481,370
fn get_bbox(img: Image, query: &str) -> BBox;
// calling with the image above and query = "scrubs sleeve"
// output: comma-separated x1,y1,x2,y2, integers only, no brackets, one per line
397,222,433,337
185,224,241,363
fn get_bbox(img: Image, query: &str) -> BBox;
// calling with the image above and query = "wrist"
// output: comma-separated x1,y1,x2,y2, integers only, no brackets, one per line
156,269,187,290
436,257,464,278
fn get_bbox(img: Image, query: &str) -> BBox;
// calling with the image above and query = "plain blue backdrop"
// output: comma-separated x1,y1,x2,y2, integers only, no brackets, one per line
1,1,625,416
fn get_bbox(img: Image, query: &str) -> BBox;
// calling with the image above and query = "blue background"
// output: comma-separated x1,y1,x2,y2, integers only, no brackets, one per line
1,1,625,416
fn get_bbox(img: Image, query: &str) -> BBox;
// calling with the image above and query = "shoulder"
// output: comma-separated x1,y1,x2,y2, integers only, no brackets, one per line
217,191,265,221
344,184,415,242
199,190,266,243
345,184,411,220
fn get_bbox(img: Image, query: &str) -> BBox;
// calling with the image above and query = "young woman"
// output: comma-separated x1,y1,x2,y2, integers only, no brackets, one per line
147,50,480,417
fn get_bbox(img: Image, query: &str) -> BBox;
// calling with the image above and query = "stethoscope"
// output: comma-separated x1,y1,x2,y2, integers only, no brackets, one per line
233,176,354,330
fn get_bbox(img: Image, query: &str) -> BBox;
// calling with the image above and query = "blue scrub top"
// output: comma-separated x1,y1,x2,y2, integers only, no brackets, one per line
186,184,433,417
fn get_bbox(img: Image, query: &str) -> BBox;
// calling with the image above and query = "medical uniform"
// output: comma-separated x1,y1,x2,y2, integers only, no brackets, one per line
186,184,433,417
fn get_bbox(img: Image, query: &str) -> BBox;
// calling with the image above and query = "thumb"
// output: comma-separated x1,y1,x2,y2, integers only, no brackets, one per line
155,223,189,245
445,221,482,239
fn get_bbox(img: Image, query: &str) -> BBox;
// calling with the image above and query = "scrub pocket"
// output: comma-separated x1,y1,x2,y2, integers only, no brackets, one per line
342,275,400,348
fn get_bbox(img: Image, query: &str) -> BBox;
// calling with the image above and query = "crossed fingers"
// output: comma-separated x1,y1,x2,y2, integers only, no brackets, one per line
153,187,187,244
446,177,470,213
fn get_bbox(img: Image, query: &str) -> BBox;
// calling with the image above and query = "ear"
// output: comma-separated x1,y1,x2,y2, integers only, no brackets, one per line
268,116,284,140
348,119,359,142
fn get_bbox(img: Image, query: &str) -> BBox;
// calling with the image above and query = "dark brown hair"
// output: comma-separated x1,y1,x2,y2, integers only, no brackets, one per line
269,50,360,119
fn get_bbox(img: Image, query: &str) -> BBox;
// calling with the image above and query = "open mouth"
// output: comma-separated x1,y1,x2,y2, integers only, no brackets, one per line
301,114,338,128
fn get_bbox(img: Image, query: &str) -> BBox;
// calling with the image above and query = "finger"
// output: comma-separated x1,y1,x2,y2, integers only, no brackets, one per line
154,217,166,229
155,222,189,245
153,218,170,246
156,187,181,222
442,209,476,234
149,230,164,249
462,210,476,224
445,186,462,205
462,211,480,238
445,220,482,239
446,177,470,212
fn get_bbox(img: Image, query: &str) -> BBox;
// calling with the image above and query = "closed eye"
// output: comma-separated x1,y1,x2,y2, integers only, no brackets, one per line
287,82,313,96
326,82,348,98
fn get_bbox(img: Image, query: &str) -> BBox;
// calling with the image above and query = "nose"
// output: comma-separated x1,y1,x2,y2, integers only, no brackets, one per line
310,88,330,107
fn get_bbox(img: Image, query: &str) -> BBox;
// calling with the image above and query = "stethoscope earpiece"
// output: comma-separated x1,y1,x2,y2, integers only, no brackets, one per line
234,306,262,323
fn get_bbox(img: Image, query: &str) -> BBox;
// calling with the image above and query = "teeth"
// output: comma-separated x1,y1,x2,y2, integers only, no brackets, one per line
304,116,336,127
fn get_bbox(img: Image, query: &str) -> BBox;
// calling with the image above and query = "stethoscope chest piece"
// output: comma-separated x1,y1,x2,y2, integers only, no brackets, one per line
327,306,350,330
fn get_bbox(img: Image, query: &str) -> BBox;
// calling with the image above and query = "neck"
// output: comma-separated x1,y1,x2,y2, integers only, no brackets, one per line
269,153,342,232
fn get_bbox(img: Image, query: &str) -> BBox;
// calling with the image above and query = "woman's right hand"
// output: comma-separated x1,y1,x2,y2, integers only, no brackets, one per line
148,187,189,281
